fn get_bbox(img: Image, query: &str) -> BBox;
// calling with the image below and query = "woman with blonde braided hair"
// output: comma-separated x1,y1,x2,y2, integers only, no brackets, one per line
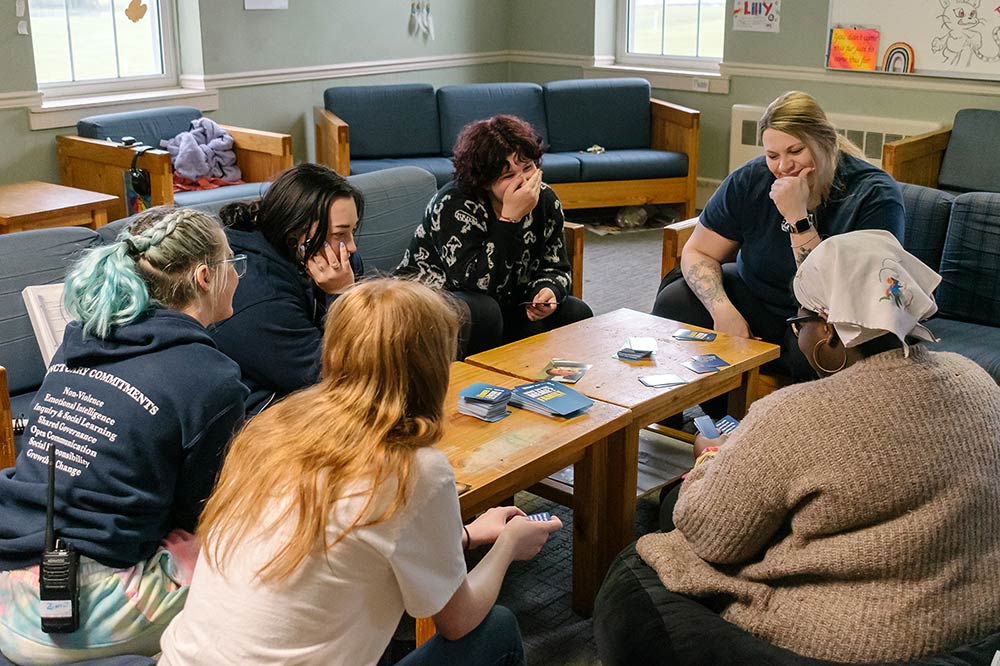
0,207,249,664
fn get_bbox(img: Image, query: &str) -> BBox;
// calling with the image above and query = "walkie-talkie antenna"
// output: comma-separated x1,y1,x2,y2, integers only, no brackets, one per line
45,442,56,552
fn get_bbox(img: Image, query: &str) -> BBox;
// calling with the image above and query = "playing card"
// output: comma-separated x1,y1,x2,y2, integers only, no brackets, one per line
691,353,729,367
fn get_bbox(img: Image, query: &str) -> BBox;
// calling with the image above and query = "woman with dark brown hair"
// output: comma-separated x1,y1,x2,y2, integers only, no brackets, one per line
396,114,592,355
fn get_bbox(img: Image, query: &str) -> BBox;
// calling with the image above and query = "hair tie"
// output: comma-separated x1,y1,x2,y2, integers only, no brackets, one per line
123,238,142,261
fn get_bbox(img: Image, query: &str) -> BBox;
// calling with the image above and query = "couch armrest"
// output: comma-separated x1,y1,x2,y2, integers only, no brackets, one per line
882,127,952,188
651,99,700,219
0,366,15,470
661,216,698,278
56,135,173,221
313,106,351,177
564,221,584,299
218,124,293,183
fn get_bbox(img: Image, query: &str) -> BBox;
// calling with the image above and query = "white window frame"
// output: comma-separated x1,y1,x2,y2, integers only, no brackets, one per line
615,0,724,73
31,0,180,99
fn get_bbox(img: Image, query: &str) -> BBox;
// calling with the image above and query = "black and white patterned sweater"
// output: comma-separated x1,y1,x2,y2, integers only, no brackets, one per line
396,182,572,303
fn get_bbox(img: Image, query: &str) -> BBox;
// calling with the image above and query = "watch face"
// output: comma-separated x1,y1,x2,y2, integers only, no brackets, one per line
782,215,813,233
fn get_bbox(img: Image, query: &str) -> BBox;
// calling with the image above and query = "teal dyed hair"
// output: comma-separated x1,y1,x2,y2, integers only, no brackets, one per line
63,207,226,338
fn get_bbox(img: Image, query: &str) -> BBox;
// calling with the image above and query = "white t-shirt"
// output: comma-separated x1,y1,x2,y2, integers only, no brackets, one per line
158,447,467,666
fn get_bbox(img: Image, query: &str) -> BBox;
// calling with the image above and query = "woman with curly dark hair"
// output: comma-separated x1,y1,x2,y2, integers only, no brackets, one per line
396,114,592,355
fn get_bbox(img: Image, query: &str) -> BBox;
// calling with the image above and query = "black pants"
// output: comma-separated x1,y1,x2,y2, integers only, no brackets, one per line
452,291,593,357
651,263,815,381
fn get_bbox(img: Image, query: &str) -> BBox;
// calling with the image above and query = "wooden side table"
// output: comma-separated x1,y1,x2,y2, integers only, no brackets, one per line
0,181,119,234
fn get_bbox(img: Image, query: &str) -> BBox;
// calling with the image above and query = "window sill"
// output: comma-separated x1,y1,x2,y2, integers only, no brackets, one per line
29,87,219,130
583,61,730,94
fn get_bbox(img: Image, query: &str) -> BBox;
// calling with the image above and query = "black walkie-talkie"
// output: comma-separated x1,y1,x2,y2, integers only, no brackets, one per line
39,442,79,633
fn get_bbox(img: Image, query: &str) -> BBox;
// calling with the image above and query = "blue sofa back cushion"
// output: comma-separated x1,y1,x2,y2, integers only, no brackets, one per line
349,157,454,188
935,192,1000,326
437,83,548,155
174,182,270,215
926,317,1000,384
324,84,441,159
77,106,202,150
544,78,651,153
349,167,438,274
900,183,953,270
938,109,1000,194
0,227,100,396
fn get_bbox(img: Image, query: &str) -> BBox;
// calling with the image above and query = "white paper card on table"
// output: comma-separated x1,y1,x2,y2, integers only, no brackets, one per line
22,283,70,366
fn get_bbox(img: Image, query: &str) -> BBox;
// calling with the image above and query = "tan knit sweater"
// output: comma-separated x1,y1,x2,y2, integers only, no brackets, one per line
637,348,1000,663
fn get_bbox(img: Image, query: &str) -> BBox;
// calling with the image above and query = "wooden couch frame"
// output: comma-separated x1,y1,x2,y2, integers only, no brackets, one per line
881,127,953,189
57,126,294,222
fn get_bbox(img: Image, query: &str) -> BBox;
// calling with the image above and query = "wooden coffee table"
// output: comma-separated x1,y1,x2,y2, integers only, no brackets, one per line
441,362,630,614
0,181,118,234
465,308,780,558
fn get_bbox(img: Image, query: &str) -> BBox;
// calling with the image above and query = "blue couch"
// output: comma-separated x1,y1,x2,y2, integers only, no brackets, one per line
899,183,1000,381
314,78,701,218
56,106,294,222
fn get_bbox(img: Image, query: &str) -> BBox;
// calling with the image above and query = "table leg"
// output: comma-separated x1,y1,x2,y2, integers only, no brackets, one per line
89,208,109,230
603,422,638,571
571,433,608,615
727,367,760,419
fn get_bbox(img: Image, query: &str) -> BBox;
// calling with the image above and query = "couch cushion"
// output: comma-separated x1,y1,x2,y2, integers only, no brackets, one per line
938,109,1000,194
900,183,953,271
0,227,100,397
349,157,454,188
925,318,1000,384
935,192,1000,326
539,152,582,183
174,182,270,215
437,83,547,155
77,106,202,149
324,84,440,158
576,149,688,182
544,78,651,153
348,167,438,274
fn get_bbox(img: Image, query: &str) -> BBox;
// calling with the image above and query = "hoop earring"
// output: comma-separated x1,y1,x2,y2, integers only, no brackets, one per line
812,339,847,374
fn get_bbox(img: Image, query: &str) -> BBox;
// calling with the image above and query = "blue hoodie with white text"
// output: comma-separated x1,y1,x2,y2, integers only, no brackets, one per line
0,308,247,571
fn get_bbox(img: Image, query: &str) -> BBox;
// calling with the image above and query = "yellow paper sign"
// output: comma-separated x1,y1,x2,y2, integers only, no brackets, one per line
828,28,880,70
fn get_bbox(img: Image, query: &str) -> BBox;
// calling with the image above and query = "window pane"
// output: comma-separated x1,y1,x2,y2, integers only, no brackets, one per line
29,1,73,84
698,0,725,58
115,0,164,78
662,0,698,58
625,0,724,61
68,0,118,81
631,0,663,55
29,0,165,85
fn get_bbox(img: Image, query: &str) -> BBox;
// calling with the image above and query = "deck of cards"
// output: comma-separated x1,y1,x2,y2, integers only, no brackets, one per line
458,382,512,422
616,336,658,361
682,353,730,374
673,328,717,342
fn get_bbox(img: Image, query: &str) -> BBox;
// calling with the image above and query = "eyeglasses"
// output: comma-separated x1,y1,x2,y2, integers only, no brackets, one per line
786,311,823,337
215,254,247,278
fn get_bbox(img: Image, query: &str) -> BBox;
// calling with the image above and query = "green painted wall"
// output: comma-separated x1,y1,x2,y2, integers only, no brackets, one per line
197,0,508,74
1,5,38,92
508,0,594,55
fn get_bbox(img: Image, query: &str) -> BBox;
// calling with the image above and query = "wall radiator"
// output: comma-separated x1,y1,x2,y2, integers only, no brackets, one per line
728,105,946,173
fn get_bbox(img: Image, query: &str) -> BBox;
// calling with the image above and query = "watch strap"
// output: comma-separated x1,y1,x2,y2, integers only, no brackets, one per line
781,213,815,234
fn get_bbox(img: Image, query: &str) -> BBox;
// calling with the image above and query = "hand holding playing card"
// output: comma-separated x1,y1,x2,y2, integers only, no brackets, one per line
465,506,525,549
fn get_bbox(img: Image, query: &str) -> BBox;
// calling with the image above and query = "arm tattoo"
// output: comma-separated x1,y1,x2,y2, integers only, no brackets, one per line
794,245,814,264
684,259,728,310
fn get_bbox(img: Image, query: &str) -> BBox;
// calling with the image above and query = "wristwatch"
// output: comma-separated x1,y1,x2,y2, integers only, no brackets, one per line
781,213,815,234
